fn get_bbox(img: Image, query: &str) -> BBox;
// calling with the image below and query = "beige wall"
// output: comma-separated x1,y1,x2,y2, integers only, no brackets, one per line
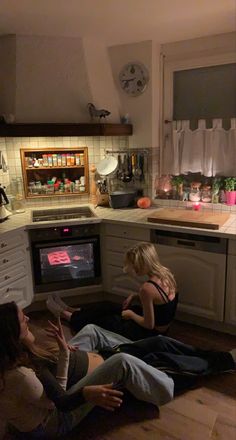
15,35,92,122
0,35,16,117
82,38,120,122
0,35,121,124
109,40,161,149
162,31,236,60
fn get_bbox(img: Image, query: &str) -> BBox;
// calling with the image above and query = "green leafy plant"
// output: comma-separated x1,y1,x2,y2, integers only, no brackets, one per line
171,175,184,187
212,177,222,194
224,177,236,192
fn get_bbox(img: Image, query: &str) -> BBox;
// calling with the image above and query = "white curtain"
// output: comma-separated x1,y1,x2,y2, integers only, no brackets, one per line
162,118,236,177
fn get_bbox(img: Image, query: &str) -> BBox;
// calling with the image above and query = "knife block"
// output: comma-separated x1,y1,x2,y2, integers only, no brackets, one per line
96,189,109,207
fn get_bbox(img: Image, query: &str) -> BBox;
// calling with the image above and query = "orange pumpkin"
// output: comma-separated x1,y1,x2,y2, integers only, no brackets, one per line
137,197,151,209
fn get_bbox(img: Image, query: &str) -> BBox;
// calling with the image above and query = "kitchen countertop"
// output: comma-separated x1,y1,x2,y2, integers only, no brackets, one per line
0,204,236,238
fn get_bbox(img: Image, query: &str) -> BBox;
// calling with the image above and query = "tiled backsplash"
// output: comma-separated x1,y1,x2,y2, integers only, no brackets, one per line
0,136,154,207
0,139,9,188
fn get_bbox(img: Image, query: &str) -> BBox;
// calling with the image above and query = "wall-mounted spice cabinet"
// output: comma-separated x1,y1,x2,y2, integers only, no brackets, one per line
20,147,89,198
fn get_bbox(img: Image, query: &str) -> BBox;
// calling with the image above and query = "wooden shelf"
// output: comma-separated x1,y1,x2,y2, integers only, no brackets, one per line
26,191,89,199
0,123,133,137
21,146,89,199
25,166,85,170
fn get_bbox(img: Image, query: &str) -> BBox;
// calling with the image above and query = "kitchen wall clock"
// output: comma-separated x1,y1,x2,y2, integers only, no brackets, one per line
119,62,149,96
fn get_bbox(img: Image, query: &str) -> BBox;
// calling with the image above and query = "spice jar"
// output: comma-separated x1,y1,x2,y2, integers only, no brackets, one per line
189,182,201,202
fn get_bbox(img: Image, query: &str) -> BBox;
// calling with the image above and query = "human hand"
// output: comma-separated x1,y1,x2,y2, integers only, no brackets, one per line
83,383,123,411
67,344,79,352
121,309,134,320
122,294,134,310
46,318,68,352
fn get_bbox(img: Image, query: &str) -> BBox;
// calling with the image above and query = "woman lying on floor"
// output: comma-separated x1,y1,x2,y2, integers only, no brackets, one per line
0,302,173,439
47,242,178,341
66,323,236,395
1,302,235,439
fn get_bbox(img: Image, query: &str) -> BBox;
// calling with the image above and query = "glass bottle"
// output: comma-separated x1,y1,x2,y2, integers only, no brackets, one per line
8,177,26,213
189,182,201,202
201,185,212,203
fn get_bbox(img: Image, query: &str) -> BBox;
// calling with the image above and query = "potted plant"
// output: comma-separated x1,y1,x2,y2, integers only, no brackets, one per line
224,177,236,205
211,178,222,203
171,175,185,199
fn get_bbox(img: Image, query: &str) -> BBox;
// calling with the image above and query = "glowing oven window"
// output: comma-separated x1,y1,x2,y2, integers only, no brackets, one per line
40,243,95,283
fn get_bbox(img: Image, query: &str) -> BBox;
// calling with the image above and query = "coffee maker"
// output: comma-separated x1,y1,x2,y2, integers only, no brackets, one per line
0,185,11,222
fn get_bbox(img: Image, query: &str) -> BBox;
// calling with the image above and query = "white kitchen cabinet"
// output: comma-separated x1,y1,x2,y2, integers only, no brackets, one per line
156,244,226,321
102,223,150,297
225,240,236,326
0,229,33,308
0,229,25,253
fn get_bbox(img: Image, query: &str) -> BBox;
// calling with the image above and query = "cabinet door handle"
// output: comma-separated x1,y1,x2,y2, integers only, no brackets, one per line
5,287,22,293
0,243,7,248
3,259,9,264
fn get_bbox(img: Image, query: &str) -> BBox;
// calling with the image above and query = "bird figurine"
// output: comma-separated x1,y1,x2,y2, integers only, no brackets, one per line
87,103,111,121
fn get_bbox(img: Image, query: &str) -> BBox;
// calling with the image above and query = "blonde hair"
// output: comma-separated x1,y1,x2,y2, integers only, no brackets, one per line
124,242,176,292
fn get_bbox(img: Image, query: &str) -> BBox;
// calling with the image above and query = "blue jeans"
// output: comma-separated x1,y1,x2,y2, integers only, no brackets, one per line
69,323,132,351
44,343,174,436
69,324,235,383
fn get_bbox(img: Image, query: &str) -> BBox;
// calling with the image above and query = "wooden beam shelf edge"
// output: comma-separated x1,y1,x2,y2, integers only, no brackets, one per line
0,123,133,137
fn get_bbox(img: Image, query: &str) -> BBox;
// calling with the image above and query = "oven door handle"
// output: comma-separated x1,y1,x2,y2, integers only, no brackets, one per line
33,237,98,249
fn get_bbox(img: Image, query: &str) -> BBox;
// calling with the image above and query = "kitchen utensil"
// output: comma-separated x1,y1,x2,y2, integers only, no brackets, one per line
0,151,8,172
134,154,142,180
116,154,123,180
0,205,11,222
127,154,133,181
0,185,9,205
147,209,230,230
131,154,136,177
122,154,132,182
139,154,145,182
97,156,118,177
0,185,11,222
96,190,109,207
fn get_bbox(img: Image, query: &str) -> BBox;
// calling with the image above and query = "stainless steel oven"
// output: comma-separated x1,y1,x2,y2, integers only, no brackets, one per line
29,223,101,293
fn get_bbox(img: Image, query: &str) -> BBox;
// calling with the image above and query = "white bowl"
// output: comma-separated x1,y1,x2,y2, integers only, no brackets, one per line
97,156,118,176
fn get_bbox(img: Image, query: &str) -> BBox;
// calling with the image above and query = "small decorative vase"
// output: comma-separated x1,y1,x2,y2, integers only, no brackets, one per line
225,191,236,205
212,193,219,204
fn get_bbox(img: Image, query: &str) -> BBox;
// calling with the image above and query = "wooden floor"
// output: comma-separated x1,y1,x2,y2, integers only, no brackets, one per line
30,314,236,440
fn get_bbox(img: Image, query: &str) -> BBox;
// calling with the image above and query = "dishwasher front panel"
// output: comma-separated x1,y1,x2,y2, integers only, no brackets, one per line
155,244,226,321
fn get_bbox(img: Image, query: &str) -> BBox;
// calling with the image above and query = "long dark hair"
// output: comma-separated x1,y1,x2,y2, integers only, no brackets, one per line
0,302,25,382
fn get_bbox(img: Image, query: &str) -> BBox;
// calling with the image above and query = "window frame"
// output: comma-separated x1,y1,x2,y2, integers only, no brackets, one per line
161,51,236,175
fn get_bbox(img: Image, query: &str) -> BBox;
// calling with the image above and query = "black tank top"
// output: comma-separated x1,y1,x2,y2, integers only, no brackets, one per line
147,280,178,326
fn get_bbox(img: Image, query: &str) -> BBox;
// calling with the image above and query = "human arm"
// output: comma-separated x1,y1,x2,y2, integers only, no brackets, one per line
122,285,155,329
17,367,55,410
38,365,85,411
122,293,138,310
46,318,69,390
38,366,123,412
